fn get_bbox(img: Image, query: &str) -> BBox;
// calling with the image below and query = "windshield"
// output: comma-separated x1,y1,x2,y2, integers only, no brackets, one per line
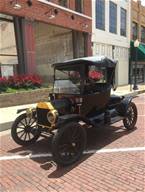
53,69,81,94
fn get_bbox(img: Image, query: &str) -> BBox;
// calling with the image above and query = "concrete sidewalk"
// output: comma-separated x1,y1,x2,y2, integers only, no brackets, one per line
0,103,36,132
111,83,145,96
0,84,145,132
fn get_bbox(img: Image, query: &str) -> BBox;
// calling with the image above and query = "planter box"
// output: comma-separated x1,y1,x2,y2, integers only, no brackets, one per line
0,88,51,108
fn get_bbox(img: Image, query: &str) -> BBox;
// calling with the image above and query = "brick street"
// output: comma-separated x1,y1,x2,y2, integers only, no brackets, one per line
0,93,145,192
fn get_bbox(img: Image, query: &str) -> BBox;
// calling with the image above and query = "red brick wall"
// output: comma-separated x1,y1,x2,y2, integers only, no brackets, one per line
0,0,92,75
0,0,92,33
131,0,145,41
84,0,92,17
68,0,75,11
23,20,36,74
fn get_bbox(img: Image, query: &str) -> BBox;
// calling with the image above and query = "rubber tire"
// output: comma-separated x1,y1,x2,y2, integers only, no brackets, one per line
123,102,137,130
11,113,41,146
52,122,87,166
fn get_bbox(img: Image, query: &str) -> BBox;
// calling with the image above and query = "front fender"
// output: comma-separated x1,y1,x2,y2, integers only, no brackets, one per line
17,108,28,114
17,108,36,117
56,114,91,128
116,96,133,116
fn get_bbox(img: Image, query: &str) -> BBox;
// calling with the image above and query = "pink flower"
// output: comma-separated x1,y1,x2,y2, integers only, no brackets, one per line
0,74,42,89
88,71,103,80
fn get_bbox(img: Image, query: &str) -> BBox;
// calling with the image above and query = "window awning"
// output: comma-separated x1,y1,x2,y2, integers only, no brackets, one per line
130,41,145,62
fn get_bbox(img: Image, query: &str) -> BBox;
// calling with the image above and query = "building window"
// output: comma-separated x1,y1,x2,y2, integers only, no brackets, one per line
58,0,68,7
109,1,117,34
95,43,100,55
132,22,138,40
96,0,105,30
75,0,83,13
141,26,145,43
132,65,144,83
120,8,127,37
0,14,18,77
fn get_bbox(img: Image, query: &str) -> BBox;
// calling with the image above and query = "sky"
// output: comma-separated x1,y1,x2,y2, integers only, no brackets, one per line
134,0,145,6
141,0,145,6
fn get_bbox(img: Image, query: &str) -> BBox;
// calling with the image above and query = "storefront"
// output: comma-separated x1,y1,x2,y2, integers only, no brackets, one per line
0,14,87,81
34,22,85,82
0,0,92,81
130,41,145,84
0,13,31,77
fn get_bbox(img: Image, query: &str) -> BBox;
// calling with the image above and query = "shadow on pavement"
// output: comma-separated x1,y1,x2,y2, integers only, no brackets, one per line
8,125,137,178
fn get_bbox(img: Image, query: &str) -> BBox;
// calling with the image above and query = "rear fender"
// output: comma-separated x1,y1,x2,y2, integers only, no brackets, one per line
116,97,133,116
56,114,91,128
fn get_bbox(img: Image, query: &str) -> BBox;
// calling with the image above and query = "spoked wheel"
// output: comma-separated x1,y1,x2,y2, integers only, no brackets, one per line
11,113,41,146
52,122,87,166
123,102,137,130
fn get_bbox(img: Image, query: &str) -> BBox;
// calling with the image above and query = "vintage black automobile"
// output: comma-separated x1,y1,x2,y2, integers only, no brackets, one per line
11,56,137,166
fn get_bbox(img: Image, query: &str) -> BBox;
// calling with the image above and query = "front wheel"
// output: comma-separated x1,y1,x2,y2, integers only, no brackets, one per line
52,122,87,166
11,113,41,146
123,102,137,130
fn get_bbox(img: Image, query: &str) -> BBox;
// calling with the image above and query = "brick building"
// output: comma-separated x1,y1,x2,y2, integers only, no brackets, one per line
130,0,145,84
0,0,92,82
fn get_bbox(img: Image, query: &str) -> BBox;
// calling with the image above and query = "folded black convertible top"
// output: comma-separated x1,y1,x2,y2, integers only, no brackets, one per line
52,56,117,69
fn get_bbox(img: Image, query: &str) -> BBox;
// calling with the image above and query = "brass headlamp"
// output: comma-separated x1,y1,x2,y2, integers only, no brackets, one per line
37,102,58,128
47,110,58,125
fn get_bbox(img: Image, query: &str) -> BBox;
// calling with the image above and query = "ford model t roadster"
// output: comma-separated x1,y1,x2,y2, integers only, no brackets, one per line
11,56,137,166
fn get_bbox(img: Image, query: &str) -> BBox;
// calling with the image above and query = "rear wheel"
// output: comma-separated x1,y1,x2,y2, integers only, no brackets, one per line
11,113,41,146
123,102,137,130
52,122,87,166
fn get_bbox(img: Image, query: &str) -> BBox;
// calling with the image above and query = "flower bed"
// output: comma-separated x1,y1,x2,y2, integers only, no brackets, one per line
0,74,42,93
0,74,52,107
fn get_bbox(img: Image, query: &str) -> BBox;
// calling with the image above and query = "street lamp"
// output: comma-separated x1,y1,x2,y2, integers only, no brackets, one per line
133,39,140,90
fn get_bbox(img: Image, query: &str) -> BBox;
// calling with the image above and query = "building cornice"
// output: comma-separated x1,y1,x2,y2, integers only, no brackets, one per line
38,0,92,20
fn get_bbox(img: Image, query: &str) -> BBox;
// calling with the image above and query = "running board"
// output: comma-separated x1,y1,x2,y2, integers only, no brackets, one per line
110,116,124,124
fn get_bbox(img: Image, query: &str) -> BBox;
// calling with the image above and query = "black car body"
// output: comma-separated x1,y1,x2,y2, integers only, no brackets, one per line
11,56,138,166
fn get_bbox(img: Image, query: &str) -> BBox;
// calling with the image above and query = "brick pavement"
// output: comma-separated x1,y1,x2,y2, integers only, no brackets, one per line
0,94,145,192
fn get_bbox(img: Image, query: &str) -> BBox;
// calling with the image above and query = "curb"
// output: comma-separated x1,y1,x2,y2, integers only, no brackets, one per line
125,89,145,97
0,89,145,133
112,89,145,97
0,121,13,132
